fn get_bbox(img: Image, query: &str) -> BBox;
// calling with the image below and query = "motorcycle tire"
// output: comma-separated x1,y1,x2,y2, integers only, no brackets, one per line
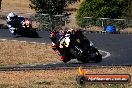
69,48,82,59
62,58,70,63
28,29,39,38
59,50,72,63
77,57,90,63
90,46,102,63
69,47,90,63
94,53,102,63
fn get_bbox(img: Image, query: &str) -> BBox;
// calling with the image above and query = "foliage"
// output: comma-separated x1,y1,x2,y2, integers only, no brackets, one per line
29,0,80,14
29,0,66,15
29,0,79,30
76,0,132,26
30,14,68,30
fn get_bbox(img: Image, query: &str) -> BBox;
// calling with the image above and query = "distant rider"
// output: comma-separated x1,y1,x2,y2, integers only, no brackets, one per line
6,12,24,35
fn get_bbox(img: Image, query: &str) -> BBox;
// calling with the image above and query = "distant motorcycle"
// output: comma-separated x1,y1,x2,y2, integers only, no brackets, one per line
10,17,39,38
51,32,102,63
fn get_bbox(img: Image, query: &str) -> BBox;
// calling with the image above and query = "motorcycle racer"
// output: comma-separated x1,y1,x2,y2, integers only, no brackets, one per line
50,28,91,63
6,12,24,35
6,12,39,38
50,30,70,62
6,12,17,35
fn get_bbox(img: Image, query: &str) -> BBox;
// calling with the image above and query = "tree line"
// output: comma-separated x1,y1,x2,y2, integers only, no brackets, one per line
0,0,131,26
0,0,131,18
29,0,132,26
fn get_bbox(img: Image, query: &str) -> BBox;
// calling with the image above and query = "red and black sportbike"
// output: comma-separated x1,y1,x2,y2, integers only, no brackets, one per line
50,31,102,63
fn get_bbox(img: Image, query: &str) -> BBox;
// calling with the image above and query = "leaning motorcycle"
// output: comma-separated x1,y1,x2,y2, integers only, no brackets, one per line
10,17,39,38
58,33,102,63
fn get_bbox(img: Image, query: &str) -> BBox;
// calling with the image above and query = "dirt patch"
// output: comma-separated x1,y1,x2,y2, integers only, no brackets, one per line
0,40,60,66
119,27,132,33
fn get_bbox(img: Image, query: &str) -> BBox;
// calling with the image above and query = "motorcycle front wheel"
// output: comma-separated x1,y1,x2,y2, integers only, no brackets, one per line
69,47,90,63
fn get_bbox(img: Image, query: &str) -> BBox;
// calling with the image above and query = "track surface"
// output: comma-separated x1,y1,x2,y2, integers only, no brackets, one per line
0,29,132,70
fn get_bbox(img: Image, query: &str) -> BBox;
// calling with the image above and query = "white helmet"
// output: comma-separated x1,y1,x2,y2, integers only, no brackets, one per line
8,12,16,18
7,12,17,22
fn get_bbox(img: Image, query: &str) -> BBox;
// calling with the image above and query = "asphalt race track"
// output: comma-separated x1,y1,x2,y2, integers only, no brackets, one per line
84,32,132,66
0,29,132,70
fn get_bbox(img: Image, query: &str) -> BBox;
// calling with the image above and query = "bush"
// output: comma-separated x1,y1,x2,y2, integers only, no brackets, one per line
76,0,132,26
30,14,68,30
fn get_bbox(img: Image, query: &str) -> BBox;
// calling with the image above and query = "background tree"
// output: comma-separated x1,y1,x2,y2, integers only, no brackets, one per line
29,0,66,15
29,0,80,15
29,0,80,30
126,1,132,19
76,0,132,25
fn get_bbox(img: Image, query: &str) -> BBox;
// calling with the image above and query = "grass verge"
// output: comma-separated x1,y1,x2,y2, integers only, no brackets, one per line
0,67,132,88
0,40,132,88
0,40,60,66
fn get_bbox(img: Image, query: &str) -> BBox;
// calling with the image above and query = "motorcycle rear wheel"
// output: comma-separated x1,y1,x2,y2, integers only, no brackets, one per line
90,47,102,63
28,29,39,38
94,53,102,63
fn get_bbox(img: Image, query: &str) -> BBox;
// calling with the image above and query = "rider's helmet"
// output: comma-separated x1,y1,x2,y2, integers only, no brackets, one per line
7,12,17,22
